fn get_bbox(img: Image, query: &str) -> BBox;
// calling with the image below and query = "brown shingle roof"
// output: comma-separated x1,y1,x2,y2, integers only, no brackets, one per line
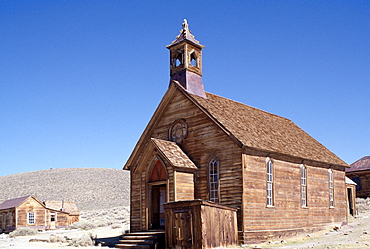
0,195,32,210
346,156,370,172
151,138,198,170
43,201,80,215
190,91,348,167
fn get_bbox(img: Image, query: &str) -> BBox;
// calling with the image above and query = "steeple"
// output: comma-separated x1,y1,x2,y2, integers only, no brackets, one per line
167,19,206,98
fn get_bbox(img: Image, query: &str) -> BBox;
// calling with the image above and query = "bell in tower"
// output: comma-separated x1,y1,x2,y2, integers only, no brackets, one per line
167,19,206,98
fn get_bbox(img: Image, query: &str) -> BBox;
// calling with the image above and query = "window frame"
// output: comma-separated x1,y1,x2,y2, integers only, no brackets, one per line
208,157,220,203
28,212,35,225
329,169,334,208
301,164,308,207
266,158,274,207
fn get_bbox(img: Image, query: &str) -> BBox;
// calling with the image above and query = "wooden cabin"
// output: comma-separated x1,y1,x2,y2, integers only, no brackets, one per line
0,196,78,233
346,156,370,198
123,20,350,247
43,200,80,224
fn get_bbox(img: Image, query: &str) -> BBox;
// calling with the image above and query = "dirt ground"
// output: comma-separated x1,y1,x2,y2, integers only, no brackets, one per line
1,212,370,249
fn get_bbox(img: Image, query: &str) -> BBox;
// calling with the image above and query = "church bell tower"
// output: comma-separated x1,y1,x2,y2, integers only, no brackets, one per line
167,20,206,98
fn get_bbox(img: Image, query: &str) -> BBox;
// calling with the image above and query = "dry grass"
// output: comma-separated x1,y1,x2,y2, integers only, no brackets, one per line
0,168,130,211
68,206,130,231
356,197,370,214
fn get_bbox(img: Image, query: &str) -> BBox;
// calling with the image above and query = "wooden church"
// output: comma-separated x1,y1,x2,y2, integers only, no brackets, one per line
123,20,350,248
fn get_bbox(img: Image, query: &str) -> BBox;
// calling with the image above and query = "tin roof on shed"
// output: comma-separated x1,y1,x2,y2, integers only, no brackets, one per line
346,156,370,172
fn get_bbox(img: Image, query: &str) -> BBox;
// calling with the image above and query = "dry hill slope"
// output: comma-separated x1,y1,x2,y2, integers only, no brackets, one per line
0,168,130,211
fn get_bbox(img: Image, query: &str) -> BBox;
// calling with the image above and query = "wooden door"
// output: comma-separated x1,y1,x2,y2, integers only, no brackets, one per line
172,210,193,249
150,184,166,229
347,188,354,216
50,213,56,229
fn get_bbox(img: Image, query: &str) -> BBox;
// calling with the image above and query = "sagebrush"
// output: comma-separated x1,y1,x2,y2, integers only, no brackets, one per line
9,227,38,237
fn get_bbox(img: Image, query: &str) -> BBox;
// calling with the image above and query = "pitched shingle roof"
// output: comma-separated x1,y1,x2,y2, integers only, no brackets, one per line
0,195,31,210
151,138,198,170
190,91,348,167
44,201,80,215
346,156,370,172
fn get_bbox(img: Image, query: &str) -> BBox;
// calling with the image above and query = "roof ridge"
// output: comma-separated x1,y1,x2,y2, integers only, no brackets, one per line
203,91,294,123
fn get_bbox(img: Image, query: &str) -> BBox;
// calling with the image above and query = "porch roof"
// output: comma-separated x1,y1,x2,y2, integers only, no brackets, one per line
151,138,198,170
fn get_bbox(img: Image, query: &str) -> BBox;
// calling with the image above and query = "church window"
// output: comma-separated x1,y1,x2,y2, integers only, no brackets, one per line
209,158,219,203
301,165,307,207
329,169,334,207
150,160,167,182
169,119,187,144
266,158,274,207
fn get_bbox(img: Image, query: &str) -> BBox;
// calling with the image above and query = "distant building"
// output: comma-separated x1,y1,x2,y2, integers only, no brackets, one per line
123,20,350,246
0,195,79,233
43,200,80,224
346,156,370,197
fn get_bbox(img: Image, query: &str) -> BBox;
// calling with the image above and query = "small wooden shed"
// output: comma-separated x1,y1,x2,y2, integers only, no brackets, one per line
346,156,370,198
164,200,238,249
0,196,77,233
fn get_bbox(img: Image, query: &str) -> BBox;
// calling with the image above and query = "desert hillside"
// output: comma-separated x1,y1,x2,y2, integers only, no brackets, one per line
0,168,130,211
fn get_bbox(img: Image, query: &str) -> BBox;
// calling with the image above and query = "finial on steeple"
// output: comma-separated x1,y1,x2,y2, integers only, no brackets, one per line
168,19,203,48
182,19,188,30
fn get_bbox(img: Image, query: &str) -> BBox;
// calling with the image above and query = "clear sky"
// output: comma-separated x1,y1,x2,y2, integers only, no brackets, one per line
1,1,369,177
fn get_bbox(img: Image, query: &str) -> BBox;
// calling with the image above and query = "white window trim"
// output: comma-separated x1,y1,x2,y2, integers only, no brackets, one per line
28,212,35,225
209,157,220,203
301,164,308,207
329,169,334,208
266,158,274,207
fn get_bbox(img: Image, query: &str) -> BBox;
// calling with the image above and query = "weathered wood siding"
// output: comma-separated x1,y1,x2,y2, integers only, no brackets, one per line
164,200,238,249
17,198,46,229
130,170,144,231
0,209,16,233
347,171,370,198
242,153,348,243
175,171,194,201
154,91,243,205
129,90,244,232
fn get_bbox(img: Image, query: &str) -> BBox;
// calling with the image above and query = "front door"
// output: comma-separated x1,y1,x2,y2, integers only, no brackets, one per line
150,184,166,229
50,213,56,229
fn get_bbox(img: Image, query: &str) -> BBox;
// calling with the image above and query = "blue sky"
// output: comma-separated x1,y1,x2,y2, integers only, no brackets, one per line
1,1,369,177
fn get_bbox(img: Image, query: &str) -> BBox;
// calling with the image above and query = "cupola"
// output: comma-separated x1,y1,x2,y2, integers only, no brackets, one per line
167,19,206,98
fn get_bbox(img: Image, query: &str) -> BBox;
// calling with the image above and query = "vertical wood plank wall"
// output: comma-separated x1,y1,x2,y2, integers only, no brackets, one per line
175,171,194,201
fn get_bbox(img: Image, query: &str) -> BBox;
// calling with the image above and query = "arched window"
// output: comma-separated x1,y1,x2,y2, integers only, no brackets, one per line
266,158,274,206
209,158,219,203
149,160,167,182
301,165,307,207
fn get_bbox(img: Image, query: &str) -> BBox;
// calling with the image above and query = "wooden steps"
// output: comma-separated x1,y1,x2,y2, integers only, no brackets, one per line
115,231,165,249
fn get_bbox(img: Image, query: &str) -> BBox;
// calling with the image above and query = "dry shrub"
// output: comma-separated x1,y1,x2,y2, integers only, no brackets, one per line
68,220,97,230
9,227,37,237
357,197,370,213
68,233,94,247
111,223,122,229
49,234,67,243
